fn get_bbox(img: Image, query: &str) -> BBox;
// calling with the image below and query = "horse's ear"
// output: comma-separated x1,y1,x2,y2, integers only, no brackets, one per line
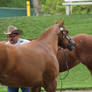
55,19,58,24
59,18,64,27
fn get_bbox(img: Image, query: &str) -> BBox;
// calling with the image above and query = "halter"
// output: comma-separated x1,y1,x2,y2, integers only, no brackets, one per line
60,27,75,50
60,27,72,42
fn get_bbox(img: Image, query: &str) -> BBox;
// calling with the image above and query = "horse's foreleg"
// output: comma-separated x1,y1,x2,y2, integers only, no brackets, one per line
30,86,41,92
44,79,57,92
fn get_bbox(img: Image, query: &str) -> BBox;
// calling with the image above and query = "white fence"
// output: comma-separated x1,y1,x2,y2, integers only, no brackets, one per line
62,0,92,15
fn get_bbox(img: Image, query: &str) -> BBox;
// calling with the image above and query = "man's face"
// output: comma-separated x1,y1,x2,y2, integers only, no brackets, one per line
8,34,18,44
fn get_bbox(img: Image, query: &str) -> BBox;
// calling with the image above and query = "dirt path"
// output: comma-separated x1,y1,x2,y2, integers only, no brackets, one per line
57,90,92,92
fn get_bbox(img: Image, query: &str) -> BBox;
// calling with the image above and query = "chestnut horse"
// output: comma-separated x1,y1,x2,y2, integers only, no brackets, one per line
0,19,75,92
28,19,76,92
58,33,92,74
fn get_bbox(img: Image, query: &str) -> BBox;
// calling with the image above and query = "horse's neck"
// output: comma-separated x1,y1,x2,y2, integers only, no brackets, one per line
38,26,58,53
58,49,79,72
40,28,57,41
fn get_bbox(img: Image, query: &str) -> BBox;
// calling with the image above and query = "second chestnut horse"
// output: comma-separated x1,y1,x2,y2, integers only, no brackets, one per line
58,33,92,74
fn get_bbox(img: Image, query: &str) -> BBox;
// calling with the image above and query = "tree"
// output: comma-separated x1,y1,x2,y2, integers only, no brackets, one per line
32,0,41,16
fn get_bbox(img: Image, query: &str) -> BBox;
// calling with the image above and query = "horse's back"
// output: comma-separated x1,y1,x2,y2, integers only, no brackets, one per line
72,33,92,40
72,34,92,49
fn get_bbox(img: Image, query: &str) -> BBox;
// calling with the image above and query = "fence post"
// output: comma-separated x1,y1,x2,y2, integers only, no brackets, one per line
69,0,72,15
26,0,31,16
66,6,70,15
65,0,72,15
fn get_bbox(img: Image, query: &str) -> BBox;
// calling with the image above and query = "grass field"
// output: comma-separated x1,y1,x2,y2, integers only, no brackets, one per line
0,0,26,8
0,15,92,91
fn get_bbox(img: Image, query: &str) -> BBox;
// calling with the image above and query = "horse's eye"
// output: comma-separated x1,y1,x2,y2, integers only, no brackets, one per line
64,30,68,34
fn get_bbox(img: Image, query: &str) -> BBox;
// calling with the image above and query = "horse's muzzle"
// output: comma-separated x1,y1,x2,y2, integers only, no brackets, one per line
68,40,76,51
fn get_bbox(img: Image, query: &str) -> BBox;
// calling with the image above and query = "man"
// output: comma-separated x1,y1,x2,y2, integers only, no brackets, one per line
5,25,30,92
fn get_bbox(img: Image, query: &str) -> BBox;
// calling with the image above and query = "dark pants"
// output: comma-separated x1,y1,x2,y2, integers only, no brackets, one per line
7,86,30,92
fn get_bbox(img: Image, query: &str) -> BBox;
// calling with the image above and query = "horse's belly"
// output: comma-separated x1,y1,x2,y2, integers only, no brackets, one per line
0,63,43,87
0,72,43,87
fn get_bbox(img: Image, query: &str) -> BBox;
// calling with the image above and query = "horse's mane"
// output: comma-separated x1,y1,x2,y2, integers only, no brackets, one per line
39,24,58,40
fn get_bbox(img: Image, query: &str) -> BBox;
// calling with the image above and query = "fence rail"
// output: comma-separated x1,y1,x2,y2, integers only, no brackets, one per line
62,0,92,15
0,7,34,18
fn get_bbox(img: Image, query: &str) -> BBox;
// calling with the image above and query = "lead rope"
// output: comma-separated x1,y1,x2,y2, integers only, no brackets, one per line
60,49,70,92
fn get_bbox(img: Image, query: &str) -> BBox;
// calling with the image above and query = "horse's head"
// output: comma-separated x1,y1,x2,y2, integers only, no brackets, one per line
56,18,76,51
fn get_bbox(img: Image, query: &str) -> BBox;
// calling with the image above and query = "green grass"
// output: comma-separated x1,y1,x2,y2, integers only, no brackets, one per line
0,15,92,91
1,15,92,40
0,0,26,8
57,64,92,90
